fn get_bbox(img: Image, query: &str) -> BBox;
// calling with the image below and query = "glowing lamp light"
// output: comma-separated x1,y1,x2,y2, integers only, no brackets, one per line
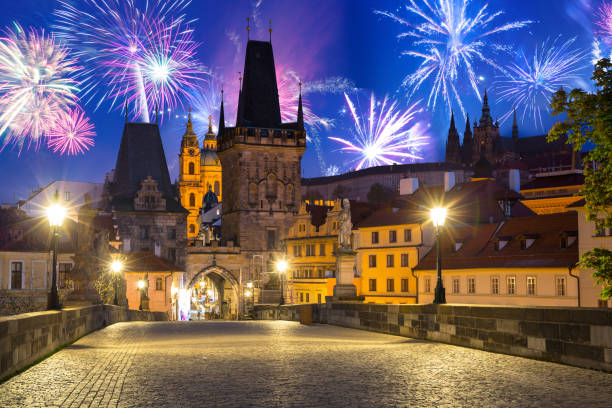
430,207,447,228
46,204,67,227
276,259,288,273
246,282,253,289
110,260,123,274
245,290,252,297
137,280,145,290
171,284,178,297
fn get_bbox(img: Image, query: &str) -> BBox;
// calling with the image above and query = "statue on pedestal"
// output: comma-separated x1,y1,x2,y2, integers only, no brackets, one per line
338,198,352,250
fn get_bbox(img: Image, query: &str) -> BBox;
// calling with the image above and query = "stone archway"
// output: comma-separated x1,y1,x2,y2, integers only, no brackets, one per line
187,265,240,320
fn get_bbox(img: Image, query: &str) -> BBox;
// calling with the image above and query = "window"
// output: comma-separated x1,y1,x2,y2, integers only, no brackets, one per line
598,299,609,308
293,245,302,257
319,244,326,256
305,244,316,256
491,277,499,295
386,254,394,268
371,231,379,244
507,276,516,295
267,229,276,250
467,277,475,294
389,230,397,243
65,191,71,201
401,278,409,292
300,292,304,302
527,277,536,296
155,278,163,291
560,236,568,249
404,229,412,242
188,162,195,174
10,261,23,289
387,278,395,292
555,277,566,296
167,228,176,240
520,239,527,250
58,262,72,289
401,253,409,267
189,193,196,207
452,278,460,294
424,277,431,293
368,255,377,268
305,293,310,303
369,279,377,291
168,248,176,263
140,226,149,239
317,294,322,303
189,224,195,234
214,181,220,196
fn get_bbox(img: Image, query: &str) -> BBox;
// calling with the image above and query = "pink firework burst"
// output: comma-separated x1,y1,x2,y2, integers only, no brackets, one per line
276,65,320,126
596,2,612,46
47,107,95,155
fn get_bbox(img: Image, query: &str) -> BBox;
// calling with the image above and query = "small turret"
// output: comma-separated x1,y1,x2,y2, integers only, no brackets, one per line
297,81,304,130
445,111,461,164
461,113,473,165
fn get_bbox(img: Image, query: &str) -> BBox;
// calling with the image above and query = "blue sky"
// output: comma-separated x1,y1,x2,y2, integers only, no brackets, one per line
0,0,607,202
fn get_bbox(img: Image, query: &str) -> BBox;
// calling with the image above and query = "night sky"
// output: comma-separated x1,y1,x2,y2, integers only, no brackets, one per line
0,0,607,203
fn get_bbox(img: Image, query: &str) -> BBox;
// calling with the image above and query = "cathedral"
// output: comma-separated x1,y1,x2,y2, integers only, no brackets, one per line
445,90,578,174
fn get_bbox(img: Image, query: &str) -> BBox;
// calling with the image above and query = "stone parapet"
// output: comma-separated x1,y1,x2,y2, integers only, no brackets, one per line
0,305,167,380
254,303,612,372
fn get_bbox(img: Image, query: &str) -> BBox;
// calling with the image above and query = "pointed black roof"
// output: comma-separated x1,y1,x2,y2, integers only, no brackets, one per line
479,88,494,127
111,122,186,212
236,40,282,128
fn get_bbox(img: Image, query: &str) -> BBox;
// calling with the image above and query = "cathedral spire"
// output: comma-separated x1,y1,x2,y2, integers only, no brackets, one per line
269,19,272,43
450,110,456,131
246,17,250,41
124,100,128,123
218,89,225,136
445,110,461,164
297,81,304,130
462,113,473,165
479,87,493,127
512,109,518,139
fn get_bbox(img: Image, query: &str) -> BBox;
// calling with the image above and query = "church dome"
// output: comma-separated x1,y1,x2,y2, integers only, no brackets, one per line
200,149,220,166
202,186,219,211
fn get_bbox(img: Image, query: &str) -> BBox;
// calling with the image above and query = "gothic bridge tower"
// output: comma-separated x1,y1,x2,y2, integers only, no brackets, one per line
216,39,307,252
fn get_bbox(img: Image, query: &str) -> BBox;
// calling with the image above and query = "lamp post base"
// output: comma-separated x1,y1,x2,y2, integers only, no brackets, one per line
433,282,446,304
47,292,61,310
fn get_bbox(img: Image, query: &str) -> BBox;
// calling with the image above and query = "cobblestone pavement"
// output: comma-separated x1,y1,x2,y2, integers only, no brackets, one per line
1,321,611,408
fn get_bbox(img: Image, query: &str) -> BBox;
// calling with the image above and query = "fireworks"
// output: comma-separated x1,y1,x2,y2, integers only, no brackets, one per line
47,107,95,155
329,93,428,171
188,78,222,134
276,66,319,125
493,37,589,130
375,0,532,116
0,24,80,152
596,2,612,46
53,0,204,121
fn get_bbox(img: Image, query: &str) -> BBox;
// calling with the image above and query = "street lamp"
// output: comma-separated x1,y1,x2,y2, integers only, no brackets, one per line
110,259,123,306
137,278,146,310
430,207,447,304
46,203,67,310
276,259,288,305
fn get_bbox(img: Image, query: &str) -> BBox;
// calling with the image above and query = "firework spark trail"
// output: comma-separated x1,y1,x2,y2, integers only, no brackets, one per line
0,24,80,152
188,78,222,134
493,37,589,130
375,0,532,117
276,66,320,126
330,93,428,171
596,2,612,46
47,107,95,155
53,0,203,121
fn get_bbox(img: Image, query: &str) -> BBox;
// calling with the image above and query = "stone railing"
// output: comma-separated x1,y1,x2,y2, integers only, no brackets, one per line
0,305,167,381
254,303,612,372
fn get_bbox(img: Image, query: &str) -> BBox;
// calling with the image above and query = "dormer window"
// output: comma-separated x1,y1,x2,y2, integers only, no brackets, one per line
560,231,577,248
454,242,463,252
518,234,538,250
495,236,511,251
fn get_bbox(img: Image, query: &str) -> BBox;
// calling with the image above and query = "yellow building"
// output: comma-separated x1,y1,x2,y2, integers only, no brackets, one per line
356,206,431,304
414,213,580,307
179,114,222,239
286,200,373,303
520,170,584,215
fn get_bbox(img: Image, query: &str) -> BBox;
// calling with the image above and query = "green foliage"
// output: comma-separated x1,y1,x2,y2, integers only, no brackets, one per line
367,183,395,204
548,59,612,300
303,189,323,203
581,248,612,300
93,271,117,305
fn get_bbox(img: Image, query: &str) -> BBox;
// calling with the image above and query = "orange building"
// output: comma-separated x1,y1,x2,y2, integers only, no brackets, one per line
520,170,584,215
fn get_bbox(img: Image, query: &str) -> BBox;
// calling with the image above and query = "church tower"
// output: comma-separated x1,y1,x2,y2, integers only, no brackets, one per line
200,115,222,202
472,89,500,163
217,39,306,252
461,113,473,165
445,111,461,164
178,112,203,239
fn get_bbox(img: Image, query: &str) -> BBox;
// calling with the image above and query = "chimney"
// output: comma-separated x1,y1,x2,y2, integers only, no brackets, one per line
399,177,419,195
154,241,161,258
444,172,455,192
508,169,520,193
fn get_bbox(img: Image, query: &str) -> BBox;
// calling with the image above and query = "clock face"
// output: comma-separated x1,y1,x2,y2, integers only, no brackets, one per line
189,149,194,155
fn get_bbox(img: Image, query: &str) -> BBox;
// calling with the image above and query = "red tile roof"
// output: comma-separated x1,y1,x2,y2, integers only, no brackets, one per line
521,173,584,190
415,213,578,270
124,251,184,272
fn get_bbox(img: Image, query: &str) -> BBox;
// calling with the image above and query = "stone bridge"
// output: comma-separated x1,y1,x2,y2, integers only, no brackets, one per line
1,319,611,407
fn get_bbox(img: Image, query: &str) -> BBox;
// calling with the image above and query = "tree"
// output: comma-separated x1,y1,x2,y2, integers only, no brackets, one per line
303,189,323,203
332,184,349,199
548,58,612,299
367,183,396,205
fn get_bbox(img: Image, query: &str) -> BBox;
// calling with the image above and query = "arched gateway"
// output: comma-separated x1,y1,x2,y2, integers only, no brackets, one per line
184,265,239,320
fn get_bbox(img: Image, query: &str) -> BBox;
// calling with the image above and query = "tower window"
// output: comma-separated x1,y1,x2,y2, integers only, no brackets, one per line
189,193,196,207
214,181,220,195
189,224,196,234
188,162,195,175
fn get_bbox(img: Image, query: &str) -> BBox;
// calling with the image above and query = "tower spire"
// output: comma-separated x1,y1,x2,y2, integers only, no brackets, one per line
218,89,225,135
450,110,456,130
445,110,461,164
246,17,250,41
238,71,242,91
155,102,159,124
462,113,473,165
297,81,304,130
208,115,213,133
124,100,128,123
269,19,272,42
479,87,493,127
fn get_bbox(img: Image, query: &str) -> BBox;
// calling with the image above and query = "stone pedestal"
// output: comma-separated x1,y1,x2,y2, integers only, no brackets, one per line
333,248,359,299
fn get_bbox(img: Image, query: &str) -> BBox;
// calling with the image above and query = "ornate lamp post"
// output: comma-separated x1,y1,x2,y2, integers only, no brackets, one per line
430,207,447,304
46,202,67,310
276,259,288,305
137,278,146,310
110,259,123,306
